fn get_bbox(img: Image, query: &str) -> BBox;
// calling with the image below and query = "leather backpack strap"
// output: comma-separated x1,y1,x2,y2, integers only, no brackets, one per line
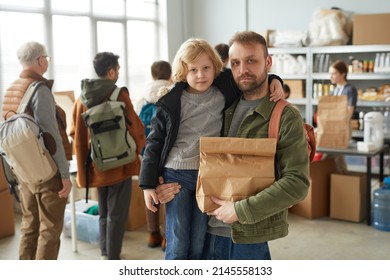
268,99,289,141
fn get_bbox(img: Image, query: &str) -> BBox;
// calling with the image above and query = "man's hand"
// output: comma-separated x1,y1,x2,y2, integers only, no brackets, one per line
206,196,238,224
156,176,181,204
269,78,284,102
59,178,72,199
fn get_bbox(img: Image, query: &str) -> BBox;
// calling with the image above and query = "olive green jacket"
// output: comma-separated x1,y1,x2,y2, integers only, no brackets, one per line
225,94,310,244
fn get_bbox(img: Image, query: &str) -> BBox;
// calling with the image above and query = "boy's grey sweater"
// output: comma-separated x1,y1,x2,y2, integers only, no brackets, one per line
164,86,224,170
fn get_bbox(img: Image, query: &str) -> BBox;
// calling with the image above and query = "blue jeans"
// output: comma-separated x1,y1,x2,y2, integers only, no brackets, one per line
202,232,271,260
163,168,208,260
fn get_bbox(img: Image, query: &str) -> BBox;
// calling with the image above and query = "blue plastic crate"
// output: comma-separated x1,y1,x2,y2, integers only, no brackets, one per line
63,200,100,244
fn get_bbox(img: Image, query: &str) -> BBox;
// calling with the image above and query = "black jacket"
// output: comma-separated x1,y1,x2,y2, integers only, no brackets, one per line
139,70,281,189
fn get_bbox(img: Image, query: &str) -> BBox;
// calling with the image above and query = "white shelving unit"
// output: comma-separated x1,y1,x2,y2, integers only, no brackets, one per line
269,44,390,128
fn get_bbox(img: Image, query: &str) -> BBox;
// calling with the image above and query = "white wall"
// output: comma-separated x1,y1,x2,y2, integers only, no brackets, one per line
166,0,390,61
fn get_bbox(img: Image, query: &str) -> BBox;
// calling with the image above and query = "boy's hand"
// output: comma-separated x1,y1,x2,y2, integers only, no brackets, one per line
269,78,284,102
143,189,159,212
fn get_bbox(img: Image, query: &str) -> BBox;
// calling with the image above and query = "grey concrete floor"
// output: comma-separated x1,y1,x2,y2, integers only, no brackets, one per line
1,212,389,260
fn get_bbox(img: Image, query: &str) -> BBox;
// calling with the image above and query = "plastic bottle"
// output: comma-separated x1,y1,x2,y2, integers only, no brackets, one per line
364,111,384,149
384,108,390,134
374,53,380,73
373,177,390,232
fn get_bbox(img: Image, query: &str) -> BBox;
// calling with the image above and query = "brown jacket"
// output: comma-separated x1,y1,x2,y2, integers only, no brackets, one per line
70,87,146,188
2,70,72,160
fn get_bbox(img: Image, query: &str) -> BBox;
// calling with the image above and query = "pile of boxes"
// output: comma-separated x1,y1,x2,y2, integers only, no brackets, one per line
0,160,15,239
353,14,390,45
290,157,368,222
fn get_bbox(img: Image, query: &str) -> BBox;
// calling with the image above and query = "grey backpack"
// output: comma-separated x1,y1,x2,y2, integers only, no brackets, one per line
81,87,136,172
0,81,57,198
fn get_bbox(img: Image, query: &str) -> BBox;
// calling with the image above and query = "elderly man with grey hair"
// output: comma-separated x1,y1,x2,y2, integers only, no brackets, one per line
1,41,72,260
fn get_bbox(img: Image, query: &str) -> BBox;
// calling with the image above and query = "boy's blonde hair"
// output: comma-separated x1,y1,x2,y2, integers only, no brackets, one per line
172,38,223,83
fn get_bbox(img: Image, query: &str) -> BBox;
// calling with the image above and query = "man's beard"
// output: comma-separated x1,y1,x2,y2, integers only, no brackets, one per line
236,72,267,97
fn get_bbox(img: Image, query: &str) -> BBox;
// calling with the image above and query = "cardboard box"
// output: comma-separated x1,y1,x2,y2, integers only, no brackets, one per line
330,173,367,222
284,80,305,98
289,157,337,219
260,29,275,47
126,178,147,231
353,14,390,45
0,189,15,239
63,200,100,244
0,160,9,192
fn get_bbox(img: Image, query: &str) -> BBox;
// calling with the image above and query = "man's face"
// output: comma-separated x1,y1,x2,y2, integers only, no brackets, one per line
229,42,271,99
113,65,120,83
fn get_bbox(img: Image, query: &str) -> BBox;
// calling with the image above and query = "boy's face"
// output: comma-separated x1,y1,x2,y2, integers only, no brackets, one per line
185,52,215,94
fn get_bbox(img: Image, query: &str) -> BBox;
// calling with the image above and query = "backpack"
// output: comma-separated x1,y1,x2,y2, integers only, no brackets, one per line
81,87,136,172
138,101,156,137
138,101,156,156
0,81,58,200
269,99,316,162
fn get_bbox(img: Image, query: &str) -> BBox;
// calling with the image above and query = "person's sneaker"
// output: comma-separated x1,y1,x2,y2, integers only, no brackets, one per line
161,238,166,252
148,232,163,248
100,255,108,260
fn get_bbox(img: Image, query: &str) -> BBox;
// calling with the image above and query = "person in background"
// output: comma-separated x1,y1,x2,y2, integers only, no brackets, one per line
202,31,309,260
139,38,284,260
283,84,291,99
1,41,72,260
70,52,145,260
214,43,230,70
140,60,173,251
329,60,358,119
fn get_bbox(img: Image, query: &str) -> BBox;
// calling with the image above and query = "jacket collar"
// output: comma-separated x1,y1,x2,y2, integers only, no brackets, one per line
253,92,275,121
19,69,54,89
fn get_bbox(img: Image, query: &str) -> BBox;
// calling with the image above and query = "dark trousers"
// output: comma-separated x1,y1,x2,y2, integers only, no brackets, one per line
98,177,132,260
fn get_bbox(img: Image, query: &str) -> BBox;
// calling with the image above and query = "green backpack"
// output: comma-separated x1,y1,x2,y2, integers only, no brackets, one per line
81,87,136,172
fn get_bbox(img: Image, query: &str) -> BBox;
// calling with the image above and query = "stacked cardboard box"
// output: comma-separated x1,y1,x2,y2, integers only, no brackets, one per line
330,173,367,222
353,14,390,45
126,178,147,231
289,157,337,219
0,160,15,239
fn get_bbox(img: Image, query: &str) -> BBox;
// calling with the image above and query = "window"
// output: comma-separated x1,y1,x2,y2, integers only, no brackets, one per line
127,20,157,100
127,0,156,19
0,0,163,105
97,21,126,88
0,0,43,8
52,15,93,95
0,11,44,95
93,0,124,17
51,0,89,13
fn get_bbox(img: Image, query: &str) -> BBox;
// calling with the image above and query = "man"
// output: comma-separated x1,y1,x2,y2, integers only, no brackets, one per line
202,31,309,260
1,41,72,260
214,43,230,70
70,52,145,260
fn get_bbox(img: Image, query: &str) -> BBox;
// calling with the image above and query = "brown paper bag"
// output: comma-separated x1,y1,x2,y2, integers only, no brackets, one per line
317,95,351,148
196,137,276,213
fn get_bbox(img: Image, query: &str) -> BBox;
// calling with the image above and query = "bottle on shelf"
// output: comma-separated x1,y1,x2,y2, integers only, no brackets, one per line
384,108,390,134
373,177,390,232
374,53,381,73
